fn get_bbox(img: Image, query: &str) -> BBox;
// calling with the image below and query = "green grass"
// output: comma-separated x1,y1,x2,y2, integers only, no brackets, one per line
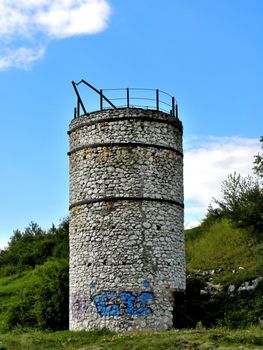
185,219,263,285
0,218,262,336
0,271,36,332
0,327,262,350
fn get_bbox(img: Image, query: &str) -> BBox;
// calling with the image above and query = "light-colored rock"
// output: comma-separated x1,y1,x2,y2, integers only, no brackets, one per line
69,108,185,331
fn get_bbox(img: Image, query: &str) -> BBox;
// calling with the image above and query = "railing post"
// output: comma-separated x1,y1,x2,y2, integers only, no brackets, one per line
156,89,159,112
77,98,80,117
172,97,175,117
127,88,130,108
72,81,87,115
176,103,178,119
100,89,103,111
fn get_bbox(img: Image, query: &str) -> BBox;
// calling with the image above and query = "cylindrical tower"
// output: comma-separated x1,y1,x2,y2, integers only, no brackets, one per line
68,84,185,331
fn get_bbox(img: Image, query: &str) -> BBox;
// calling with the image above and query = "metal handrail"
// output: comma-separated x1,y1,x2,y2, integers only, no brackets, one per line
72,80,178,119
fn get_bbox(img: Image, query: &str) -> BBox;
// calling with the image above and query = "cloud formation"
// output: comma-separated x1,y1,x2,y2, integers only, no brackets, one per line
184,136,260,227
0,0,111,70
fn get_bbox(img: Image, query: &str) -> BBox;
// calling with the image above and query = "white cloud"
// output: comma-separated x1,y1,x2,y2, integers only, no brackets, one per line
36,0,111,38
184,220,202,230
0,0,111,70
184,136,260,226
0,47,45,70
0,242,7,251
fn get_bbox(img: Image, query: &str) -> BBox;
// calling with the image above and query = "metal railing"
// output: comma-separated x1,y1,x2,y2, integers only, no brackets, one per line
72,80,178,118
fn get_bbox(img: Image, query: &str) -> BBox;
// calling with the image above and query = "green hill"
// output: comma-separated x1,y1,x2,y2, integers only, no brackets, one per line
0,327,263,350
186,219,263,285
0,220,69,332
0,217,262,332
182,219,263,329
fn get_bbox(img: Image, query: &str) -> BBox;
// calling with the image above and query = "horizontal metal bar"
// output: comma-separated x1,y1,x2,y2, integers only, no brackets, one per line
68,142,183,157
109,97,157,102
159,90,173,98
130,97,156,101
159,100,172,107
128,104,166,111
102,88,127,91
103,87,156,92
107,97,128,101
129,88,156,91
69,196,184,210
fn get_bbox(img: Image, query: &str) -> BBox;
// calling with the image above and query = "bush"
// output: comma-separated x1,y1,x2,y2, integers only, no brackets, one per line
218,281,263,328
2,259,69,331
206,172,263,236
0,219,69,277
32,259,69,330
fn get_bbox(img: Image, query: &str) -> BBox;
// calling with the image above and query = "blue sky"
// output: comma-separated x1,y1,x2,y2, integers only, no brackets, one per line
0,0,262,247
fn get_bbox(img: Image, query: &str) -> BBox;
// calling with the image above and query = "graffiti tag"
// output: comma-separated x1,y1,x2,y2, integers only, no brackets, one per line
93,290,153,317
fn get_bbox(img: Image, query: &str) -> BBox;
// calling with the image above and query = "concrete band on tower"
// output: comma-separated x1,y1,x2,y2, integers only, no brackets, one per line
69,107,185,331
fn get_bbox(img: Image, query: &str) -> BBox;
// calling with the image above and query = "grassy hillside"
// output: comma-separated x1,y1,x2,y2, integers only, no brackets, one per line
0,272,33,332
0,327,262,350
0,259,68,333
0,220,69,333
0,215,262,335
186,219,263,285
181,219,263,329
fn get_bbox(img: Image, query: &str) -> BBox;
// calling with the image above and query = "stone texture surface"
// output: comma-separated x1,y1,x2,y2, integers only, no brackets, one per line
69,108,185,331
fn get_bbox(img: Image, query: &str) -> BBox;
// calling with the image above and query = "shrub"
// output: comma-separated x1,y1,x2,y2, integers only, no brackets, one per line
2,259,69,331
32,259,69,330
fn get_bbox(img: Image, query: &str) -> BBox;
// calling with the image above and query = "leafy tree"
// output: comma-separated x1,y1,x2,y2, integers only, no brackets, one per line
1,218,69,330
32,259,69,330
5,259,69,331
204,137,263,235
206,172,263,235
253,136,263,179
0,218,69,277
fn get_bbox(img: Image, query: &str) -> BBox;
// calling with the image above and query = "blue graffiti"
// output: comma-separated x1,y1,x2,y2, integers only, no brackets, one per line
92,290,153,317
143,280,151,288
90,282,97,289
93,292,120,316
120,291,153,316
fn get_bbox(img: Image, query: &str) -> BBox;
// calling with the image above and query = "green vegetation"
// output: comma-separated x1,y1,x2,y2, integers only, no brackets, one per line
0,220,69,277
253,135,263,179
206,136,263,236
184,219,263,329
186,219,263,284
179,137,263,329
0,327,262,350
0,137,262,348
0,220,69,332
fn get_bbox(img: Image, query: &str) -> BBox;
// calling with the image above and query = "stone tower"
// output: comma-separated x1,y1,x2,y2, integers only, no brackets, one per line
68,81,185,331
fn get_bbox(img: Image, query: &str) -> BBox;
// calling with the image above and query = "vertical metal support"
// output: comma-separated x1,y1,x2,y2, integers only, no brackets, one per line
77,98,80,117
100,89,103,111
72,81,87,115
156,89,159,112
74,107,77,119
172,97,175,117
176,104,178,119
127,88,130,108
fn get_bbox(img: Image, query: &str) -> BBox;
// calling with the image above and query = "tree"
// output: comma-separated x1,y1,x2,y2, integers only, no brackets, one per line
205,137,263,235
253,136,263,179
209,172,263,235
0,218,69,277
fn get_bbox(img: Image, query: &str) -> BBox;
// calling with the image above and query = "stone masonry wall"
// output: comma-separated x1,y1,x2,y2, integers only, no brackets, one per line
68,108,185,331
